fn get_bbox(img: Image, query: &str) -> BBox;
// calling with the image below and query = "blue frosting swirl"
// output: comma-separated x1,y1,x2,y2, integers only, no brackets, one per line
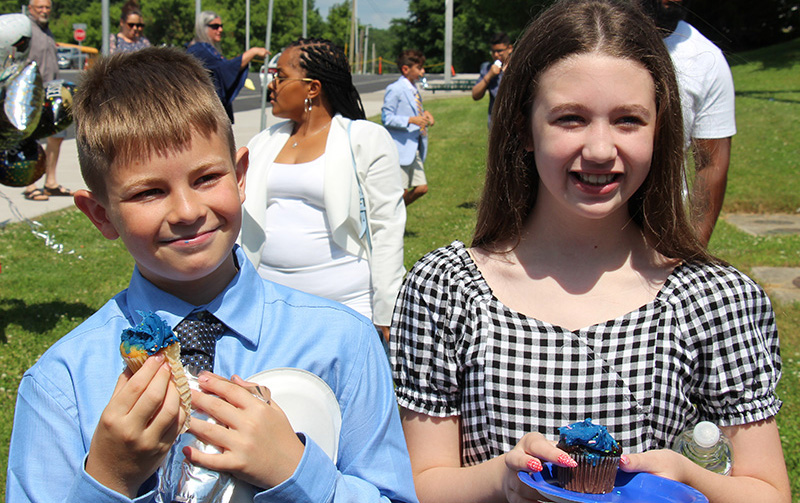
558,418,620,455
120,311,178,356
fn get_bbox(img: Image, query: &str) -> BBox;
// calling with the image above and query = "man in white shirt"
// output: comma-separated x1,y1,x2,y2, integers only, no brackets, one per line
644,0,736,247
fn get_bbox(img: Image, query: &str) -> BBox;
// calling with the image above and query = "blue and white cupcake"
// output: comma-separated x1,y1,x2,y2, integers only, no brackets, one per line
556,418,622,494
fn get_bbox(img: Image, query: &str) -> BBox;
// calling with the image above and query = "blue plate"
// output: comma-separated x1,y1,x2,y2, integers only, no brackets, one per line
518,463,708,503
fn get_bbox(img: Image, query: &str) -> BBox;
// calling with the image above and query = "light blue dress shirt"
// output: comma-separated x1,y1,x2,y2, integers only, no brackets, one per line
7,246,418,503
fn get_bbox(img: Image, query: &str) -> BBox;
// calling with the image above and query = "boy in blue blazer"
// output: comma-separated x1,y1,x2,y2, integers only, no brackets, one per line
382,49,435,205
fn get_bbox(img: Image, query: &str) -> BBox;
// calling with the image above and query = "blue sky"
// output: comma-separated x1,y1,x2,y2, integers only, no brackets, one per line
315,0,409,30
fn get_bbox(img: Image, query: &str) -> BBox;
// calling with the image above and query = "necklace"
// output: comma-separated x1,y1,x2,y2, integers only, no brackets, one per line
291,122,331,148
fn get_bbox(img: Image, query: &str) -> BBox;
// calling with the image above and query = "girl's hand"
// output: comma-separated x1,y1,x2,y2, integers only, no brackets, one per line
619,448,692,482
183,372,305,489
502,432,578,503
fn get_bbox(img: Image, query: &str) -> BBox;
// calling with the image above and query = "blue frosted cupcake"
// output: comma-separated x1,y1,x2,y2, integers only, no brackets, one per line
120,311,191,431
556,418,622,494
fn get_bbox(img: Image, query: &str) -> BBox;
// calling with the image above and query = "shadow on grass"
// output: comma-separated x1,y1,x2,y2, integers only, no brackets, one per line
0,299,94,343
735,89,800,105
458,201,478,210
726,39,800,71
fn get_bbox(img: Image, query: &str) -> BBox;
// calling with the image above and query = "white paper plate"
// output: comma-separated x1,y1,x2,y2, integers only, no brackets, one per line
246,367,342,463
225,368,343,502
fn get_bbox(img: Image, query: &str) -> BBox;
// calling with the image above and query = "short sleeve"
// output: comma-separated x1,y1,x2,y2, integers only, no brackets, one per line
390,245,464,417
682,265,782,426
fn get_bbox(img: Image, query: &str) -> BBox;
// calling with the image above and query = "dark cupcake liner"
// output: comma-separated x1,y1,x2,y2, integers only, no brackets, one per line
556,452,619,494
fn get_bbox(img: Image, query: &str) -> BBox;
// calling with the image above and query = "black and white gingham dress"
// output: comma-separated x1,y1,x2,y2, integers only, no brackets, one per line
390,241,782,466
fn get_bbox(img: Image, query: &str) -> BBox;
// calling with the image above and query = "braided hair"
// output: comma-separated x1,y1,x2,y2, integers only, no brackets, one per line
286,38,366,120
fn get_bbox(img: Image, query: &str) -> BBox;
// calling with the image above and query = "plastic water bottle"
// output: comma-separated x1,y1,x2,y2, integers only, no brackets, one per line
671,421,733,475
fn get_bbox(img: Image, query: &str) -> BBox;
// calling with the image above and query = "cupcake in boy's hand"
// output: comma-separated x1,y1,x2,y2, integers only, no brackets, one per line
556,418,622,494
120,311,192,432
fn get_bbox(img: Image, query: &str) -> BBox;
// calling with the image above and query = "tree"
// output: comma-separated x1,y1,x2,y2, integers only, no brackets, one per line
396,0,545,73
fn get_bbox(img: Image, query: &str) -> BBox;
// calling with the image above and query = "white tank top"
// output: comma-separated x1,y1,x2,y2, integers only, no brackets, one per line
257,154,372,319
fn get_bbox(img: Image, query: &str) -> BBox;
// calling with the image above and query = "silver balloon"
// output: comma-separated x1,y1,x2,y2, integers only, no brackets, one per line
0,61,44,150
0,14,32,82
31,79,75,139
0,138,45,187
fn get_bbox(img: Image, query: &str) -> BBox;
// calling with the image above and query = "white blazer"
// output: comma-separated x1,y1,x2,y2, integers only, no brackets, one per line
240,115,406,326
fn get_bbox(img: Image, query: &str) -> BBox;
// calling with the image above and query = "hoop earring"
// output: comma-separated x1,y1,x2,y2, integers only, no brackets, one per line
304,97,312,113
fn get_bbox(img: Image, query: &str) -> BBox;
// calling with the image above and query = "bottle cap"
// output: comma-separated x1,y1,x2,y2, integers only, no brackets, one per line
692,421,720,448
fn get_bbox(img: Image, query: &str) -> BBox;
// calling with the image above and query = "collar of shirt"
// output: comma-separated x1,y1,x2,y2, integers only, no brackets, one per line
126,244,265,349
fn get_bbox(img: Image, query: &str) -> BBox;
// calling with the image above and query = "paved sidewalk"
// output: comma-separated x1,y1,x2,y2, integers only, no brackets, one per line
0,87,470,226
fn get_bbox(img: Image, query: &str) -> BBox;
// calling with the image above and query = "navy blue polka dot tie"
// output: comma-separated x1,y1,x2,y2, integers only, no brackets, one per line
175,311,223,373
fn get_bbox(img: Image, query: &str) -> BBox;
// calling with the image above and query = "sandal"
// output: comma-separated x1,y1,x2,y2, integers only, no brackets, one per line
23,188,49,201
43,185,74,197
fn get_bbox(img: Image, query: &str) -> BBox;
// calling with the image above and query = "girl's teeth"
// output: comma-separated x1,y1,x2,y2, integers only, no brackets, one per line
578,173,615,185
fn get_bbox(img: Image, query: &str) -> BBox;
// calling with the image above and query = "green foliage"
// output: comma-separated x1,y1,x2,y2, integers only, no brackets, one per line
395,0,800,73
686,0,800,52
394,0,551,73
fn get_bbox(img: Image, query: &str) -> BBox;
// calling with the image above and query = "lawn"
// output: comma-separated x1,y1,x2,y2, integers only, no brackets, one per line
0,38,799,500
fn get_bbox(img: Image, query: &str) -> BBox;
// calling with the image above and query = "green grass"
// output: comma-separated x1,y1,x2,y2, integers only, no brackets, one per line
1,38,799,500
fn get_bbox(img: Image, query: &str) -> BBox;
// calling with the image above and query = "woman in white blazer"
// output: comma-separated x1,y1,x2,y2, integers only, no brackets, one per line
240,38,405,341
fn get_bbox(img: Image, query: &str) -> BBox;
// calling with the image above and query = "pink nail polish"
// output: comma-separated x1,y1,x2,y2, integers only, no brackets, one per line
620,455,630,466
527,458,543,472
558,454,578,468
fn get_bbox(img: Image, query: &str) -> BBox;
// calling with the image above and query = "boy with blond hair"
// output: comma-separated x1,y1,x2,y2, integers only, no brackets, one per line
6,47,417,502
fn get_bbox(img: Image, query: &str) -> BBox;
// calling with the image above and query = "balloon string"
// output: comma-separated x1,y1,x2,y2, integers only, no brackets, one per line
0,188,81,258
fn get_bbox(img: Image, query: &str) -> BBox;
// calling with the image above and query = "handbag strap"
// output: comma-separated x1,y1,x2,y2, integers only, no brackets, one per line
347,121,372,252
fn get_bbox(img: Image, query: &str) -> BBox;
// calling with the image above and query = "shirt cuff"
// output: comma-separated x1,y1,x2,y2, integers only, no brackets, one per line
255,433,337,503
67,453,157,502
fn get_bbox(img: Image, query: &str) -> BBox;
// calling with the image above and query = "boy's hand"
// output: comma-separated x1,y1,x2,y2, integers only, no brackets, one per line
408,115,430,128
423,110,435,127
184,372,305,489
86,355,185,498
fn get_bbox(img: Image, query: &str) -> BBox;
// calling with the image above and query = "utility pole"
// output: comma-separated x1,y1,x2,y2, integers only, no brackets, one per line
362,25,369,74
444,0,453,83
349,0,357,69
260,0,275,130
101,0,109,55
195,0,201,26
303,0,307,38
245,0,250,51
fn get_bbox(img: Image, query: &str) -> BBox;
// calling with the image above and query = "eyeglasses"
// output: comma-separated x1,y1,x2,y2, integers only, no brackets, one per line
206,23,223,30
271,75,313,86
127,22,145,28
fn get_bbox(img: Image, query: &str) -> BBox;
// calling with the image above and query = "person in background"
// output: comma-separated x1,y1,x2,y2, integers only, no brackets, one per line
187,10,268,123
471,32,513,130
109,0,151,54
390,0,790,501
240,38,406,344
21,0,72,201
382,49,434,206
641,0,736,247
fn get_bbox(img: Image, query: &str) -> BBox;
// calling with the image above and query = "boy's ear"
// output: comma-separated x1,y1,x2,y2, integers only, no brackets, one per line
73,189,121,240
400,64,410,76
235,146,249,203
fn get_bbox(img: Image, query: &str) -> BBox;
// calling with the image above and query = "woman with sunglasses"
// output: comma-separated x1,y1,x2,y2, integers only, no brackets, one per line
109,0,150,54
187,10,268,122
240,38,406,345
